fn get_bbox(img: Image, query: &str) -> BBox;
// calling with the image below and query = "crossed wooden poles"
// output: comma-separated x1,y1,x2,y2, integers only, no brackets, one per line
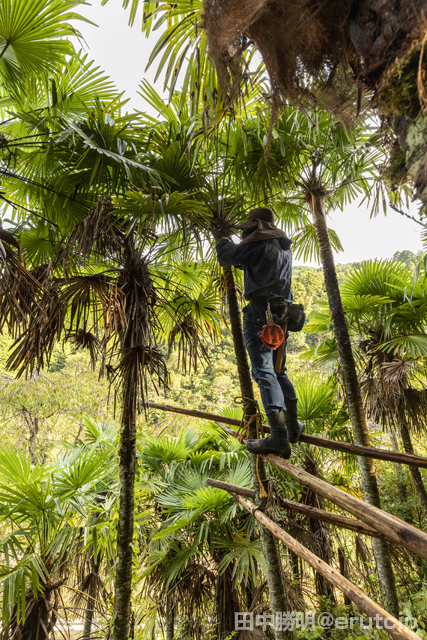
148,402,427,640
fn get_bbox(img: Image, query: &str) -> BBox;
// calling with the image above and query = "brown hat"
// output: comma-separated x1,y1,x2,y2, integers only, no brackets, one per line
236,207,275,229
236,207,290,244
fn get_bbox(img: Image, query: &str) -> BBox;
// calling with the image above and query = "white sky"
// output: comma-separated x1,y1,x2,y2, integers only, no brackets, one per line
76,1,424,265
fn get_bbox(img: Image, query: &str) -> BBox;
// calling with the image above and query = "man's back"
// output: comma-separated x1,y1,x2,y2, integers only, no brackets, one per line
216,236,292,301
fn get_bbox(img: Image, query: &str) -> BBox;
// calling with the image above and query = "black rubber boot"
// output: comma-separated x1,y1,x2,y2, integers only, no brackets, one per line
284,398,305,444
245,411,291,459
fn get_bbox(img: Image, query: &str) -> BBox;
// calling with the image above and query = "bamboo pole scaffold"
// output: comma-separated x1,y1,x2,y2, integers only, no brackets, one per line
148,402,427,469
206,478,422,640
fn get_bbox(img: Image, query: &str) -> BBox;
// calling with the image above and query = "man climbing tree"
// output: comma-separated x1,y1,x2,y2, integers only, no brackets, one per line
216,206,304,457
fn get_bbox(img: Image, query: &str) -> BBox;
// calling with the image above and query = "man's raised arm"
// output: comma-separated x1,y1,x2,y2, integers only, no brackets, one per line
216,238,256,268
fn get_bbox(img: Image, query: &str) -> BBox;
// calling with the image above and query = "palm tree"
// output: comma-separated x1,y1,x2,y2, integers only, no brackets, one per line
118,86,301,639
225,105,401,614
0,444,115,639
108,0,426,211
305,258,427,517
137,415,303,639
0,0,84,93
341,259,427,516
290,376,351,605
0,45,235,638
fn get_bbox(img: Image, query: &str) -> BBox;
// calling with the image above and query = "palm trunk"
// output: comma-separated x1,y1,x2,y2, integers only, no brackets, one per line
309,187,399,616
338,548,351,607
166,591,174,640
112,370,137,639
399,421,427,515
303,455,336,604
83,597,95,639
388,431,408,506
222,265,293,640
82,559,100,640
23,411,39,465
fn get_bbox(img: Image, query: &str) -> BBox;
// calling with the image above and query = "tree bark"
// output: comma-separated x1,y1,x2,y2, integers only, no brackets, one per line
395,115,427,207
338,548,352,607
309,188,399,616
303,455,336,604
82,595,94,639
399,422,427,516
23,411,39,465
389,431,408,506
165,591,174,640
82,560,100,640
222,265,293,640
112,371,137,640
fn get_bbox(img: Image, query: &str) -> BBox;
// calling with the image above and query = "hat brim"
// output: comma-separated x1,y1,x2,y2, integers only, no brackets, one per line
235,219,258,229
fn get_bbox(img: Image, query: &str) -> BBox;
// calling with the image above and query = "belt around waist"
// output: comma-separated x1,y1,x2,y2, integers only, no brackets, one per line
248,297,288,306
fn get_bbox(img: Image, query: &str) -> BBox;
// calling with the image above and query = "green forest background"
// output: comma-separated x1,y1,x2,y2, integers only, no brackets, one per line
0,249,421,459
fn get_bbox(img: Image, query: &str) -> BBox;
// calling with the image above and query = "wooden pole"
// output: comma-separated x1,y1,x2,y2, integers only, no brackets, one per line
265,453,427,560
275,495,388,540
148,402,427,469
205,479,387,540
226,491,422,640
206,425,427,560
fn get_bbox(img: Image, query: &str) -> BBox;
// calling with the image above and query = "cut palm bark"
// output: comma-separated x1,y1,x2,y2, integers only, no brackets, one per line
227,492,422,640
148,402,427,469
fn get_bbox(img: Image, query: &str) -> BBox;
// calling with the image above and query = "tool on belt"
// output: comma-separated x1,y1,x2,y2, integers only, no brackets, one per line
260,304,285,350
259,296,306,372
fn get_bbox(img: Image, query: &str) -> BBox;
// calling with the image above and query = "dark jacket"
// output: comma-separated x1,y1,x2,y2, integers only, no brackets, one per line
216,237,293,301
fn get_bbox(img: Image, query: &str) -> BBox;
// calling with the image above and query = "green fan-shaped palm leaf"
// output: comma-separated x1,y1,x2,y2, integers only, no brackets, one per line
293,377,336,424
0,0,88,90
142,429,200,463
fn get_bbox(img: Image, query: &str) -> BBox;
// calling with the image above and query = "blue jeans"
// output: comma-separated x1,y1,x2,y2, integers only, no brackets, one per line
243,307,297,416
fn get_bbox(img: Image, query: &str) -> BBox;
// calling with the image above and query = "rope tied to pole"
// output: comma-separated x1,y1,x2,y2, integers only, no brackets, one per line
235,396,268,497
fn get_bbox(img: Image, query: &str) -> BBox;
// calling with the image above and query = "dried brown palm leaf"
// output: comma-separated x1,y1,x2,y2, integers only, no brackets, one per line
72,570,106,610
361,342,427,434
58,274,126,341
4,579,64,640
388,543,416,595
67,195,126,261
0,240,48,336
118,254,157,349
381,357,414,382
168,314,209,374
6,274,124,377
355,534,374,571
6,292,68,376
71,329,103,369
143,558,216,640
110,345,169,414
203,0,354,107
